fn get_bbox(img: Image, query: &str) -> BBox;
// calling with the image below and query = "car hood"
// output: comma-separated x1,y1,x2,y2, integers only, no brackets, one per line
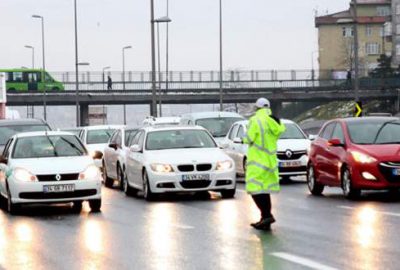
277,139,310,152
86,144,107,154
9,156,94,175
354,144,400,160
144,148,232,164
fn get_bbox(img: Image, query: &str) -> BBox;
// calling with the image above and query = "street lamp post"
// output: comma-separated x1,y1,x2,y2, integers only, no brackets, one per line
122,45,132,125
32,15,47,120
219,0,223,111
24,45,35,69
74,0,80,126
165,0,170,108
352,0,360,103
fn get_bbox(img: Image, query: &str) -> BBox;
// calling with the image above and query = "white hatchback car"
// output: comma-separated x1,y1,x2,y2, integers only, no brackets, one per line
123,126,236,200
0,131,102,214
222,119,311,180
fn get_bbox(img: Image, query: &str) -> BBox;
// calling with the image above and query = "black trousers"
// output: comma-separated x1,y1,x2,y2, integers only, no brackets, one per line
252,194,272,219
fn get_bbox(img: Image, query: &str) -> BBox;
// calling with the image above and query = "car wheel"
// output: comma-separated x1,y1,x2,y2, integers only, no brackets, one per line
342,168,361,200
89,199,102,212
117,165,124,191
103,161,114,188
71,201,83,213
220,189,236,199
7,185,19,215
143,171,156,201
307,164,324,196
280,176,292,184
123,169,136,197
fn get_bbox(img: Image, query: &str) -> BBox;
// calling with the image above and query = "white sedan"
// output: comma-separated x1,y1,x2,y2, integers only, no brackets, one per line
0,131,102,214
123,126,236,200
222,119,311,180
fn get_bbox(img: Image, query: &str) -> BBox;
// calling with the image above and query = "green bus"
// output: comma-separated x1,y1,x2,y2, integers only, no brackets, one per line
0,68,64,91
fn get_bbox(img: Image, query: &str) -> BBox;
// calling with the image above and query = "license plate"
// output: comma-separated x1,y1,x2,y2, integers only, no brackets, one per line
43,184,75,193
279,161,302,168
182,174,210,181
393,169,400,176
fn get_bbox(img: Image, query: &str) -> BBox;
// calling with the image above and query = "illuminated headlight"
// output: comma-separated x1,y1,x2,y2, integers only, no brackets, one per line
216,160,233,171
362,172,377,181
79,165,101,180
351,151,377,164
150,164,174,173
13,168,37,182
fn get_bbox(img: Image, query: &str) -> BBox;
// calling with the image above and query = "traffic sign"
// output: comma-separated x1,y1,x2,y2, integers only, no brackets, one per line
355,101,362,117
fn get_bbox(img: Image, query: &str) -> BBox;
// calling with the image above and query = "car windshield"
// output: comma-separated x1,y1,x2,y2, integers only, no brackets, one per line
87,129,116,144
196,117,243,138
125,129,138,146
347,120,400,144
280,123,306,139
0,124,50,145
12,135,86,159
146,129,217,150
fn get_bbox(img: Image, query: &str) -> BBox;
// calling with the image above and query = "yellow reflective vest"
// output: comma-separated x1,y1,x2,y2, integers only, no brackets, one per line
243,108,286,194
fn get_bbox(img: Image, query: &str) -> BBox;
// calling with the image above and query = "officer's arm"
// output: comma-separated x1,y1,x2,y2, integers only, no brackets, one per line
243,118,258,145
268,116,286,137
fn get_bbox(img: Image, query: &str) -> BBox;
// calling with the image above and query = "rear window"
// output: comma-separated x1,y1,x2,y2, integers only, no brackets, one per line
87,129,116,144
0,124,50,145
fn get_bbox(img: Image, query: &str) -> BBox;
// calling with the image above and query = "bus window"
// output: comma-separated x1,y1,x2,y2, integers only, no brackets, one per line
45,72,54,82
5,72,12,82
13,72,23,82
27,72,39,83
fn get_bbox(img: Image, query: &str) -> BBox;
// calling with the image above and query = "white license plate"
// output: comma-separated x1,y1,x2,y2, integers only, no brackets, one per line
182,174,210,181
279,161,302,168
43,184,75,193
393,169,400,176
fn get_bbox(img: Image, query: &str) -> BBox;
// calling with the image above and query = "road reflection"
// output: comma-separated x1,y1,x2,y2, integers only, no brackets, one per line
83,219,104,254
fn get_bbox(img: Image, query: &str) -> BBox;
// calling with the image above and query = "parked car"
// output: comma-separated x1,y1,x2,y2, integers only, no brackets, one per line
143,116,181,126
79,125,125,168
180,111,244,144
307,117,400,199
60,127,83,137
123,126,236,200
0,131,102,214
102,127,139,188
0,119,51,153
222,119,311,180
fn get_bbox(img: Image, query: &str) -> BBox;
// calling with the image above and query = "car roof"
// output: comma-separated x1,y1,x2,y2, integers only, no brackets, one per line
13,131,78,138
336,116,399,123
142,125,207,132
81,125,125,130
180,111,244,119
0,118,46,126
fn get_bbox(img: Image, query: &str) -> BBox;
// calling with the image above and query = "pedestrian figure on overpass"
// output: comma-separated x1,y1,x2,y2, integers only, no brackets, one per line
107,76,112,90
243,98,286,231
346,70,352,88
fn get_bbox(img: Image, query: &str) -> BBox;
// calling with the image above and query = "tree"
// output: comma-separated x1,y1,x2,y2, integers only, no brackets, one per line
370,54,394,78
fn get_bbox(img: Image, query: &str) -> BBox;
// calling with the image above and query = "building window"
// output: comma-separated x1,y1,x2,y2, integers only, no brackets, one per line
366,25,372,36
343,26,354,37
377,6,390,17
396,45,400,56
366,43,380,55
396,4,400,15
397,24,400,35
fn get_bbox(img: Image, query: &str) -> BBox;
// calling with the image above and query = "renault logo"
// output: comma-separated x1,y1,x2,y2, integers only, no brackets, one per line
55,174,62,181
285,150,293,158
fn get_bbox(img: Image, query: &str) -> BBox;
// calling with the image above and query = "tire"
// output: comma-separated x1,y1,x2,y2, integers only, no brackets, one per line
72,201,83,213
117,165,124,191
7,185,19,215
280,176,292,184
143,171,156,201
103,161,114,188
342,167,361,200
89,199,102,212
220,189,236,199
123,169,136,197
307,164,324,196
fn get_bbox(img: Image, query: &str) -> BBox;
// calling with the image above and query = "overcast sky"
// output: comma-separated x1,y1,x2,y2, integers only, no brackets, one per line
0,0,348,72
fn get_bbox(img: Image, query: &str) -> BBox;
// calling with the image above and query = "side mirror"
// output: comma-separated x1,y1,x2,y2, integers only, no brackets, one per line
130,144,142,153
108,143,118,150
328,138,344,147
233,137,243,144
0,155,8,164
92,151,103,160
308,134,317,141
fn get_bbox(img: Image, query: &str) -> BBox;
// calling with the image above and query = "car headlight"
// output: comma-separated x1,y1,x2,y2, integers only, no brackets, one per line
216,160,233,171
351,151,377,164
150,164,174,173
13,168,37,182
79,165,101,180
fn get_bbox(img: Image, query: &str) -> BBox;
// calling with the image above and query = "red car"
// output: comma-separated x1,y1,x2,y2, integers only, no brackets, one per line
307,117,400,199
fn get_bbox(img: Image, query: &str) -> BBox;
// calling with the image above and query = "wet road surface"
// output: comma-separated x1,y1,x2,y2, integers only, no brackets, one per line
0,179,400,270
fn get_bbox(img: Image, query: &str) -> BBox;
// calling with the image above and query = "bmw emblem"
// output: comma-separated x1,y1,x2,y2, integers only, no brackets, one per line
55,174,62,181
285,150,293,158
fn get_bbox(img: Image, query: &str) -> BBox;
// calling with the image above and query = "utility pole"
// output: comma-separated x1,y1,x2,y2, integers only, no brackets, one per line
352,0,360,102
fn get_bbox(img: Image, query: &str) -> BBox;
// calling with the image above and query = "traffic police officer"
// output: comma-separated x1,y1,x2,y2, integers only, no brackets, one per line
243,98,286,230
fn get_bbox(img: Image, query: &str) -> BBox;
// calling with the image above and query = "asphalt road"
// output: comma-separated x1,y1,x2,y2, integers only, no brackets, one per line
0,178,400,270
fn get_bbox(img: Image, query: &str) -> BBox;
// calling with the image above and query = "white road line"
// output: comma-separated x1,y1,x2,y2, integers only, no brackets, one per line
270,252,339,270
338,205,400,218
171,224,194,230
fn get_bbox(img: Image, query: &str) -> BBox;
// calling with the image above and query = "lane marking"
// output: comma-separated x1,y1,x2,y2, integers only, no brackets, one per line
270,252,339,270
339,205,400,218
172,224,194,230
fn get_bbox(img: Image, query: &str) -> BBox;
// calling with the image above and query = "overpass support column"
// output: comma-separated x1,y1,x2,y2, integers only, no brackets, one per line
271,101,282,116
80,103,89,127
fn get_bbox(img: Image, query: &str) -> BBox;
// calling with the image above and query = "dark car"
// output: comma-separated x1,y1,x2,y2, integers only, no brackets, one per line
0,119,51,152
307,117,400,199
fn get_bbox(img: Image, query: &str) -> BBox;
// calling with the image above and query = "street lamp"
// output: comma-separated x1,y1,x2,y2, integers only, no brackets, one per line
24,45,35,69
154,16,172,117
32,14,47,120
219,0,223,111
122,45,132,125
150,0,157,117
76,62,89,126
74,0,81,126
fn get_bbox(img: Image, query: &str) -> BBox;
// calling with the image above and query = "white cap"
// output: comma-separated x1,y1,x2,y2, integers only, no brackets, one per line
255,98,270,108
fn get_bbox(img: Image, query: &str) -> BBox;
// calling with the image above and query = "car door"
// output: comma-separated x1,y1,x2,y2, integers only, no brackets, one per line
126,131,145,188
0,138,13,197
325,122,347,185
224,124,239,160
235,124,247,174
104,131,118,179
313,122,336,183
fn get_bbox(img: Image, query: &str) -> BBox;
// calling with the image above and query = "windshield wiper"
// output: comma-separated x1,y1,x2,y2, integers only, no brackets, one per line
45,134,58,157
60,137,84,155
372,120,400,144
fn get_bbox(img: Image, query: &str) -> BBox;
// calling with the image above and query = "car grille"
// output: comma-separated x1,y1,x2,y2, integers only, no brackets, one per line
379,162,400,183
36,173,80,182
196,164,212,171
277,151,307,161
180,180,211,189
279,166,307,173
177,165,195,172
19,189,97,199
